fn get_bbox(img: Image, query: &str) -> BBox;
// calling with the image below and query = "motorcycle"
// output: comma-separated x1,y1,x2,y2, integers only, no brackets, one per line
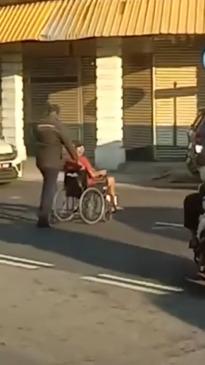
191,179,205,281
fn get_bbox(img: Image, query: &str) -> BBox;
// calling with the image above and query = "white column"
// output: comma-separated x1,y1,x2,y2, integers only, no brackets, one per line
1,53,26,162
95,39,125,170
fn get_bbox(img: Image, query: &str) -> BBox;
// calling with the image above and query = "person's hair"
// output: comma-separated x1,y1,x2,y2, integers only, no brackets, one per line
44,103,60,116
73,140,84,148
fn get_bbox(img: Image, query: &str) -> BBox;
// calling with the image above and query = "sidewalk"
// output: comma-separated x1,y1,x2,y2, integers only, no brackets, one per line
114,161,200,188
22,158,200,189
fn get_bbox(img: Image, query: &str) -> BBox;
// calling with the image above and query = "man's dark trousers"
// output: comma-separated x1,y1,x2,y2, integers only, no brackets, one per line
38,167,59,222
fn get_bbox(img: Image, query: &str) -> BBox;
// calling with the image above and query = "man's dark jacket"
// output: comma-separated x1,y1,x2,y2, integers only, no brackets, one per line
33,115,76,170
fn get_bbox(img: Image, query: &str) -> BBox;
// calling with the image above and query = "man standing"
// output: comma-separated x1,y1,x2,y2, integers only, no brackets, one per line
34,104,77,228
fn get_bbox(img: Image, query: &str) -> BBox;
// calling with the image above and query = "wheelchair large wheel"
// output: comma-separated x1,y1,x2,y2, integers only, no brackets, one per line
79,187,105,224
53,187,78,222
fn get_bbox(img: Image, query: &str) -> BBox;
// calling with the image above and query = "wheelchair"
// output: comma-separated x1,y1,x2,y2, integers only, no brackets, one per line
53,169,113,225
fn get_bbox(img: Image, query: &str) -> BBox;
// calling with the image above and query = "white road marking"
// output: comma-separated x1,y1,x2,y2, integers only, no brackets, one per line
152,226,181,231
82,276,166,295
186,277,205,286
0,254,54,268
116,183,195,193
155,221,184,229
152,226,173,230
0,259,38,270
9,196,21,200
99,273,183,293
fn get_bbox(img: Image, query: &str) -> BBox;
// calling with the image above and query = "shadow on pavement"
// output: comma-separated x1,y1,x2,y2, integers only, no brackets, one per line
0,203,36,223
115,206,188,243
0,203,205,333
0,203,190,285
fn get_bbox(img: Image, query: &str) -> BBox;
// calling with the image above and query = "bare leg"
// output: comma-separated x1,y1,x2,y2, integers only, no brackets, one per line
107,176,116,199
107,176,122,209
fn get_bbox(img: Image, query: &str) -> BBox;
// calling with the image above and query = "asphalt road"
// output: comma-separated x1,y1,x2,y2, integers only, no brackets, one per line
1,181,205,364
0,180,191,283
0,182,193,285
0,180,196,282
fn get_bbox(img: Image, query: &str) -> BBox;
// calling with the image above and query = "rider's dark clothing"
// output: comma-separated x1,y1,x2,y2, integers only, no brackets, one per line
184,192,203,232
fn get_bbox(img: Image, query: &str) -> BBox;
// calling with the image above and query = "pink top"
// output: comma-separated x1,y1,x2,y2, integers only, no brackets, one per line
78,155,96,186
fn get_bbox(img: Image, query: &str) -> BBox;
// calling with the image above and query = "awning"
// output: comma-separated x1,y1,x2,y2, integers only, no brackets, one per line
1,0,205,43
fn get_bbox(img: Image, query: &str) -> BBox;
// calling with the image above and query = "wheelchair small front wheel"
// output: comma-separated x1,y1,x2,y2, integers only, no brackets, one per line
79,187,105,224
53,187,78,222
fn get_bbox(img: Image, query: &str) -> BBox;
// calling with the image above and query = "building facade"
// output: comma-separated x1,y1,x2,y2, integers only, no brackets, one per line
1,0,205,169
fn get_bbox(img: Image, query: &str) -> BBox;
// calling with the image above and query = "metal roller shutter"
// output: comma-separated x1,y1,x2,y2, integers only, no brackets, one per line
81,57,96,162
29,57,78,77
24,57,81,154
123,54,153,160
154,41,198,160
0,62,2,137
30,82,79,123
197,57,205,111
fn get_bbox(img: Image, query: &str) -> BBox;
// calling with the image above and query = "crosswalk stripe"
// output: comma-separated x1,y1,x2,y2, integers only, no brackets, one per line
81,276,166,295
0,254,54,268
0,259,38,270
98,273,183,293
155,221,183,228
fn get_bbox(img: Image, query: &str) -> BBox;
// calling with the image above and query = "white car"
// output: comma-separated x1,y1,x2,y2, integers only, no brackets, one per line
0,138,23,183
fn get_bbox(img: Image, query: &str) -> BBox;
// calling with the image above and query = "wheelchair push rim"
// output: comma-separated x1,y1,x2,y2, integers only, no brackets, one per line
53,187,78,222
79,187,105,224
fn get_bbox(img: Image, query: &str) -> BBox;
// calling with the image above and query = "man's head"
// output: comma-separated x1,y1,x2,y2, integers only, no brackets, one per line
74,141,85,157
45,103,60,118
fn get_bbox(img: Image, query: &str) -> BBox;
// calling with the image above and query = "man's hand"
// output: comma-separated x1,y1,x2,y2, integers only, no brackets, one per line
64,158,82,171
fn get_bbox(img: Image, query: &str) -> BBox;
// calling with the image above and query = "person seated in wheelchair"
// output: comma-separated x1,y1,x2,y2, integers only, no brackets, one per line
63,156,87,199
72,142,122,211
